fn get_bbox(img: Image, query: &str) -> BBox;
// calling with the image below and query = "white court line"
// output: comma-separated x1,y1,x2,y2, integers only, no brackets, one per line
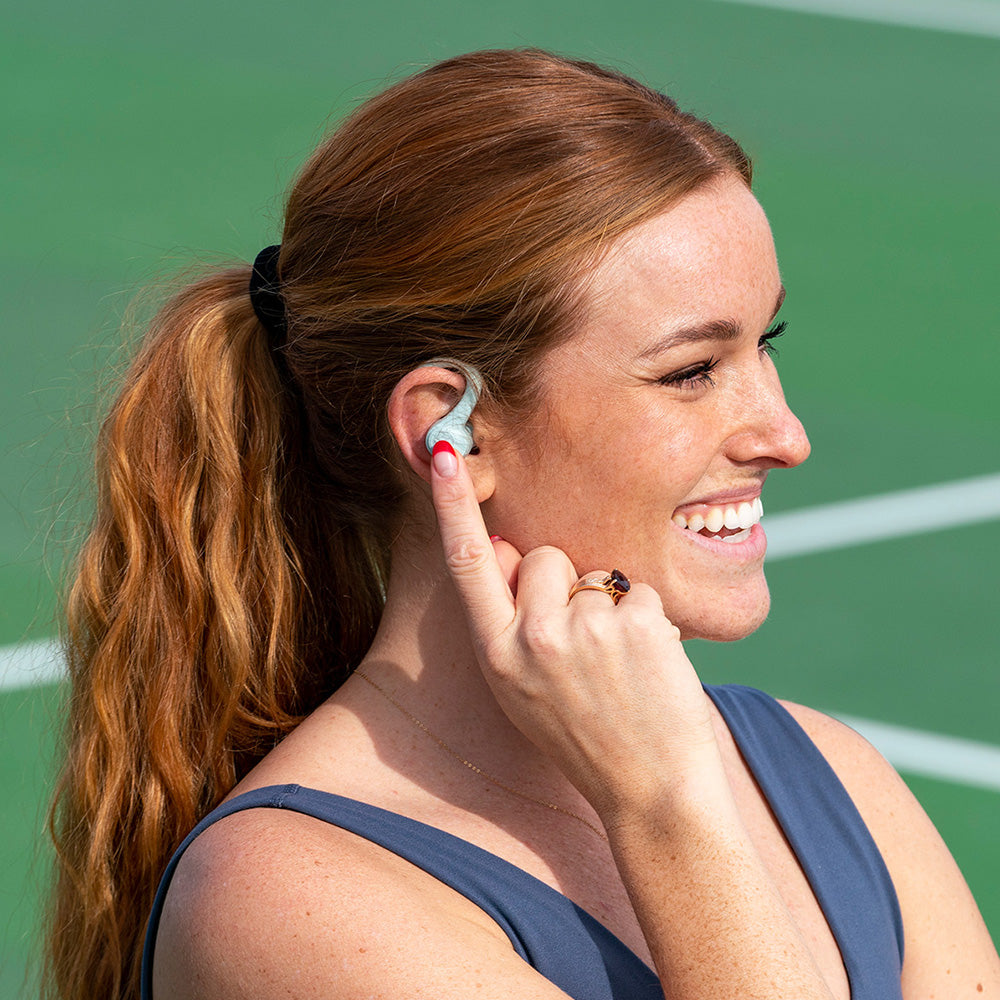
1,638,64,692
710,0,1000,39
836,714,1000,793
764,472,1000,561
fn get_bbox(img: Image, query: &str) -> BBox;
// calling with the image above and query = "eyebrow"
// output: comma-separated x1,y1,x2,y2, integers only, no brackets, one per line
638,286,786,360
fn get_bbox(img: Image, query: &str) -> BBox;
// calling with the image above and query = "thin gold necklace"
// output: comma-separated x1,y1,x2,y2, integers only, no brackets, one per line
354,669,609,844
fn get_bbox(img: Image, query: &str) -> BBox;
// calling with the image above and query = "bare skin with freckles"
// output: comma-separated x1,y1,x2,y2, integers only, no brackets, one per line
480,176,807,641
154,177,1000,1000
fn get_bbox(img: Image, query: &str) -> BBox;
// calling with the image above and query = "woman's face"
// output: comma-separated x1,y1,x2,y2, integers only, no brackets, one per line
483,175,810,641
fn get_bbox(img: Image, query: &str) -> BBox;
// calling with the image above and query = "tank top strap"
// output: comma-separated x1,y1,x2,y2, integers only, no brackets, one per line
143,686,905,1000
705,684,904,1000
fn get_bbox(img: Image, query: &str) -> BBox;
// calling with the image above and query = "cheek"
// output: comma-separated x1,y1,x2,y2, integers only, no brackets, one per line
649,419,700,485
620,412,705,515
487,398,713,559
552,403,708,523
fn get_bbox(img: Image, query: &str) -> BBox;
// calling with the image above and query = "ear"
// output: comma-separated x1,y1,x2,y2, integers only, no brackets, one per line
387,365,497,503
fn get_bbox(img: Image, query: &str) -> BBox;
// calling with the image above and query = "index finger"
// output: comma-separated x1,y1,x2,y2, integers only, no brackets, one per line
430,441,516,645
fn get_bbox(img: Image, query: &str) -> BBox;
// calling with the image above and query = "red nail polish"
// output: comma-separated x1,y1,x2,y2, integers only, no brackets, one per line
431,439,458,478
489,534,503,543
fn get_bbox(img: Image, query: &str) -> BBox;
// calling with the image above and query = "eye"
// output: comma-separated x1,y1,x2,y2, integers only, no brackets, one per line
657,357,720,390
759,320,787,357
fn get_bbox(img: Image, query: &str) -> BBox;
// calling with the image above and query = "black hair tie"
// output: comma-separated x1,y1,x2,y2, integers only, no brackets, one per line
249,244,287,348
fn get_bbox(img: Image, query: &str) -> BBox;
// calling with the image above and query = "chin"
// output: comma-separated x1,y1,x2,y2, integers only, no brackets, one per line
676,587,771,643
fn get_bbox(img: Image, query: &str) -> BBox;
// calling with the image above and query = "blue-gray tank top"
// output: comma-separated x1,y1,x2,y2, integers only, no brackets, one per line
141,685,904,999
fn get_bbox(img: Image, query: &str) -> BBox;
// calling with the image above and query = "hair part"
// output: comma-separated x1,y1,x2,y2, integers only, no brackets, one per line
46,48,750,999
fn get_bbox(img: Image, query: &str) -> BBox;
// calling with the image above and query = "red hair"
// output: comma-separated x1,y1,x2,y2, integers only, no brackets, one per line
45,49,751,999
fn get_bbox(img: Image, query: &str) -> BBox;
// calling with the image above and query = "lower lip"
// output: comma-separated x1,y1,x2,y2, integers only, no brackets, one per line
671,521,767,561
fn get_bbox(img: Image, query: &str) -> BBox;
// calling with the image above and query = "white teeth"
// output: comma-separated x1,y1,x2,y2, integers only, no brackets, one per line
721,528,752,544
704,508,724,533
673,498,763,535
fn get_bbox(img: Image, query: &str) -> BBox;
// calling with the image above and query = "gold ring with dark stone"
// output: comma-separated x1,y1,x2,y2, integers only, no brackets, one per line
568,569,631,605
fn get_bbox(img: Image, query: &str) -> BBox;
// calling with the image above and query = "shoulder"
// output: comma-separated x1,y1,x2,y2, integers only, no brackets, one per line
778,698,929,854
778,700,898,791
152,804,562,1000
779,700,1000,994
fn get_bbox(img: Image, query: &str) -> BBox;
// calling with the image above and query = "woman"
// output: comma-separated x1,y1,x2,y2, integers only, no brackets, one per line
46,49,999,1000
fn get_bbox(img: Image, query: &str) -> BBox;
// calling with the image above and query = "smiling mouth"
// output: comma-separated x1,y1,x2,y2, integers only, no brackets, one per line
672,497,763,543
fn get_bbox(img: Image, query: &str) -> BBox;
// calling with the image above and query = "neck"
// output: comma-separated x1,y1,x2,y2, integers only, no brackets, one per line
354,525,573,807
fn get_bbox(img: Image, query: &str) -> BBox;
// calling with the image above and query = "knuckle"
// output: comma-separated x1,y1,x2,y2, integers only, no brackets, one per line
519,615,564,657
530,544,567,560
631,581,664,608
564,597,621,645
626,607,676,643
577,610,615,643
521,545,573,572
623,613,660,642
444,537,492,575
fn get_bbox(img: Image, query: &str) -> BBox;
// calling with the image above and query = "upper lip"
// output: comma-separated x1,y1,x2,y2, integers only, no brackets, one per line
673,481,765,513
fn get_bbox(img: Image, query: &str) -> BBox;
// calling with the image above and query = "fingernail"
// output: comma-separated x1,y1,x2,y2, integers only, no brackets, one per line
489,534,503,543
432,440,458,478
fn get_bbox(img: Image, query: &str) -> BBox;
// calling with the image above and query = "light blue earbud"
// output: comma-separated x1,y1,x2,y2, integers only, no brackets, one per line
421,358,484,457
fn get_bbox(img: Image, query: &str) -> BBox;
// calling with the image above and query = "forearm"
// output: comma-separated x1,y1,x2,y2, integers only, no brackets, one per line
605,781,836,1000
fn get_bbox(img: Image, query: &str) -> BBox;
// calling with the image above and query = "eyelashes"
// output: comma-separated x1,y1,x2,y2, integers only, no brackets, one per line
759,320,787,356
657,357,720,389
657,321,788,390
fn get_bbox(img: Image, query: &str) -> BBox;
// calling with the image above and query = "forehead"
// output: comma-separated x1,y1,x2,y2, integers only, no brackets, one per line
575,176,779,348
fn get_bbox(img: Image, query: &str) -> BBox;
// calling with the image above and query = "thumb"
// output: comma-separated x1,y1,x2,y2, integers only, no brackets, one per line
490,536,522,597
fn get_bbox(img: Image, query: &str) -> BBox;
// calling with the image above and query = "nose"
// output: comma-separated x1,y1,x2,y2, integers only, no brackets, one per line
727,366,811,470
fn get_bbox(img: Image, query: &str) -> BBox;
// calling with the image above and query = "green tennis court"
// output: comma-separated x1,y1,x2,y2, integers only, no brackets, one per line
3,1,998,995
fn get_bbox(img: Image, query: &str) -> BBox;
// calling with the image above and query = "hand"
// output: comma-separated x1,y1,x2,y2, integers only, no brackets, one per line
429,442,723,823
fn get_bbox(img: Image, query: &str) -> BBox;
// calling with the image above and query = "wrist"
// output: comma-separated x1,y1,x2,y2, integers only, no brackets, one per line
591,748,742,844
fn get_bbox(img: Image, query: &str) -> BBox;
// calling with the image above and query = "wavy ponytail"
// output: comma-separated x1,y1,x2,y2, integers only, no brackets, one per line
45,48,751,999
45,270,384,999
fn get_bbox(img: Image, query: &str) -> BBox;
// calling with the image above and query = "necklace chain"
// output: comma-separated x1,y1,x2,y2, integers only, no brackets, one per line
354,669,609,844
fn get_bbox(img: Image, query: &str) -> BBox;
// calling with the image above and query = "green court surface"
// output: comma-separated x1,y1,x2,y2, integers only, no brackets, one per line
3,0,998,994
